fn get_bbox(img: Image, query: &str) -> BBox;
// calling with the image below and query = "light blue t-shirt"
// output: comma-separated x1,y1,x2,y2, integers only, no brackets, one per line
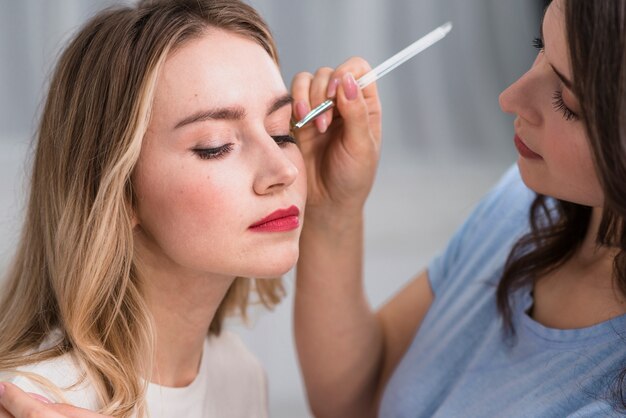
379,165,626,417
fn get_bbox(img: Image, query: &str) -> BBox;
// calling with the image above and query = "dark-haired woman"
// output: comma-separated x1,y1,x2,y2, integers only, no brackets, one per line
293,0,626,416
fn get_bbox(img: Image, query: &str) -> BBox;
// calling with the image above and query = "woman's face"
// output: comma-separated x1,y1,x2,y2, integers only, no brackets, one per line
499,0,603,207
133,29,306,280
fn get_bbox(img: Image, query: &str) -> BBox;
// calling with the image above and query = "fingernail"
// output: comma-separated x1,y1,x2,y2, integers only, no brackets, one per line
0,383,4,397
326,78,340,99
295,101,309,120
28,392,52,404
343,73,358,101
316,115,328,134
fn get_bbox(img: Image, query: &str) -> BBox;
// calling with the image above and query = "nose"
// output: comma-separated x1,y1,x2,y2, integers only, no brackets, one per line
252,135,299,195
498,58,543,126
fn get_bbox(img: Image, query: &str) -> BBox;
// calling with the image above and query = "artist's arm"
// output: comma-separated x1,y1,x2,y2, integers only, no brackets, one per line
0,382,109,418
292,58,434,418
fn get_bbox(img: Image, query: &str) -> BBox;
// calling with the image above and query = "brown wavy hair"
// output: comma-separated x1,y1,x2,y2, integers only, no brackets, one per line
0,1,284,416
497,0,626,410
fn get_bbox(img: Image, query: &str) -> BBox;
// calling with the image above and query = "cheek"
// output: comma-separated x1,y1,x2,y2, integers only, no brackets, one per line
134,157,248,257
572,146,604,204
544,124,604,205
292,151,308,199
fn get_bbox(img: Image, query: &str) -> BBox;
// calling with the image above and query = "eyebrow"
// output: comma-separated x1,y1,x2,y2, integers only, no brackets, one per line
550,64,573,89
174,93,294,129
539,10,574,90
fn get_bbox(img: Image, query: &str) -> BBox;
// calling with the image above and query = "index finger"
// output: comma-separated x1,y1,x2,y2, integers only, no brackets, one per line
331,57,378,100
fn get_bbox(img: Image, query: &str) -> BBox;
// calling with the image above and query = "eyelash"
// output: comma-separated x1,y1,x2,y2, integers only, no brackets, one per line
193,135,297,160
552,91,578,121
193,143,234,160
532,37,579,122
273,135,297,146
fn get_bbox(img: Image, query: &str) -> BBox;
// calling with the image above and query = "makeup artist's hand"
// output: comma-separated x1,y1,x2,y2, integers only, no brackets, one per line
292,59,383,418
0,383,110,418
291,57,382,218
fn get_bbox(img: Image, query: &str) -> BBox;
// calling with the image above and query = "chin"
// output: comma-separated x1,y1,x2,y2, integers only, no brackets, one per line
247,247,299,279
254,260,298,279
517,162,545,194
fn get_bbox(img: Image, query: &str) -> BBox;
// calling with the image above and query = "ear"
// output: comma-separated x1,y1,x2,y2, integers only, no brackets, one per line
131,211,140,228
127,189,140,228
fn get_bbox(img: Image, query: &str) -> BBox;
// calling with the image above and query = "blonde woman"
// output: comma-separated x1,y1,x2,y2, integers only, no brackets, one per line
0,0,376,416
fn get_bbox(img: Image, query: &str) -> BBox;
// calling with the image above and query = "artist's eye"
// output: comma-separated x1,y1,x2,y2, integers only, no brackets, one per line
552,91,578,121
532,37,544,51
272,135,297,147
193,143,234,160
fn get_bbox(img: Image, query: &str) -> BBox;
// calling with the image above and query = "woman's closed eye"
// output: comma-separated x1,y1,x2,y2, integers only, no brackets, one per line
192,135,296,160
532,37,579,122
552,90,578,121
193,143,234,160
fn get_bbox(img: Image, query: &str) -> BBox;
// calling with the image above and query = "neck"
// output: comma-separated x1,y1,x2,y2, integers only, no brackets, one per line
137,237,235,387
147,273,234,387
532,206,625,329
577,207,619,268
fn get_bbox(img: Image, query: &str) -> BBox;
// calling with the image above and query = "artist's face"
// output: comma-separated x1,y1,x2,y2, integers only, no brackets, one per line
499,0,603,207
133,29,306,280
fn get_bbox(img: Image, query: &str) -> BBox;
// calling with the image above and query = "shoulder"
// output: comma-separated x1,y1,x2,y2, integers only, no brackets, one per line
428,164,535,293
202,330,268,407
470,164,535,223
0,331,100,409
453,164,532,243
0,352,100,410
461,164,534,250
204,330,265,377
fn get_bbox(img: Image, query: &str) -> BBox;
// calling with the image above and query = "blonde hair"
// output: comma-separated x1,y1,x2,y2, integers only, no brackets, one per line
0,1,284,416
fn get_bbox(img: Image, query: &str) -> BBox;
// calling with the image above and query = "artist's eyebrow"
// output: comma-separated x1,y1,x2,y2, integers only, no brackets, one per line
174,93,293,129
550,64,573,89
539,8,574,90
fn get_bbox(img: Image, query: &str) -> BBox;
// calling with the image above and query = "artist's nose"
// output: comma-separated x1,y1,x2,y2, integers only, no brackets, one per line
499,56,543,126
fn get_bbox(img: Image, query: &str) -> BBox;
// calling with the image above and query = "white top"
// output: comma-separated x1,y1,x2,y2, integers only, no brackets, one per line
1,331,268,418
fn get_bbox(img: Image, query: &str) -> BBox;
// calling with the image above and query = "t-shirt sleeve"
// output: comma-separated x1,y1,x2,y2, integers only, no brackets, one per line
1,373,57,402
427,164,533,295
0,355,100,409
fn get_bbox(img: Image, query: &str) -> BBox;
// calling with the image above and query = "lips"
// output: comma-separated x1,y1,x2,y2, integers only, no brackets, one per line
249,205,300,232
514,134,542,160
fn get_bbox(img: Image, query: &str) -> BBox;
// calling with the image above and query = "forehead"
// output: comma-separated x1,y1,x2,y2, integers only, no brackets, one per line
543,1,572,79
153,29,285,118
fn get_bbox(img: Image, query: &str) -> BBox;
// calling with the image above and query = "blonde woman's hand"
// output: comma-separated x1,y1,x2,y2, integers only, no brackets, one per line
291,57,382,220
0,383,110,418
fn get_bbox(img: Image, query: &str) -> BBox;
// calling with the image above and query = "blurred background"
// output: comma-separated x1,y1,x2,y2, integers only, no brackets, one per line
0,0,544,416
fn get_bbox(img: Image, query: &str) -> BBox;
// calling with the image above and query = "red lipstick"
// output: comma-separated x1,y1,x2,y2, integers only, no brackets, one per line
249,205,300,232
514,134,542,160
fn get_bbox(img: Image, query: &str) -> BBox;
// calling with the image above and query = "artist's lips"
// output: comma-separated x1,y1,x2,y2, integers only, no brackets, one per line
514,134,543,160
249,205,300,232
